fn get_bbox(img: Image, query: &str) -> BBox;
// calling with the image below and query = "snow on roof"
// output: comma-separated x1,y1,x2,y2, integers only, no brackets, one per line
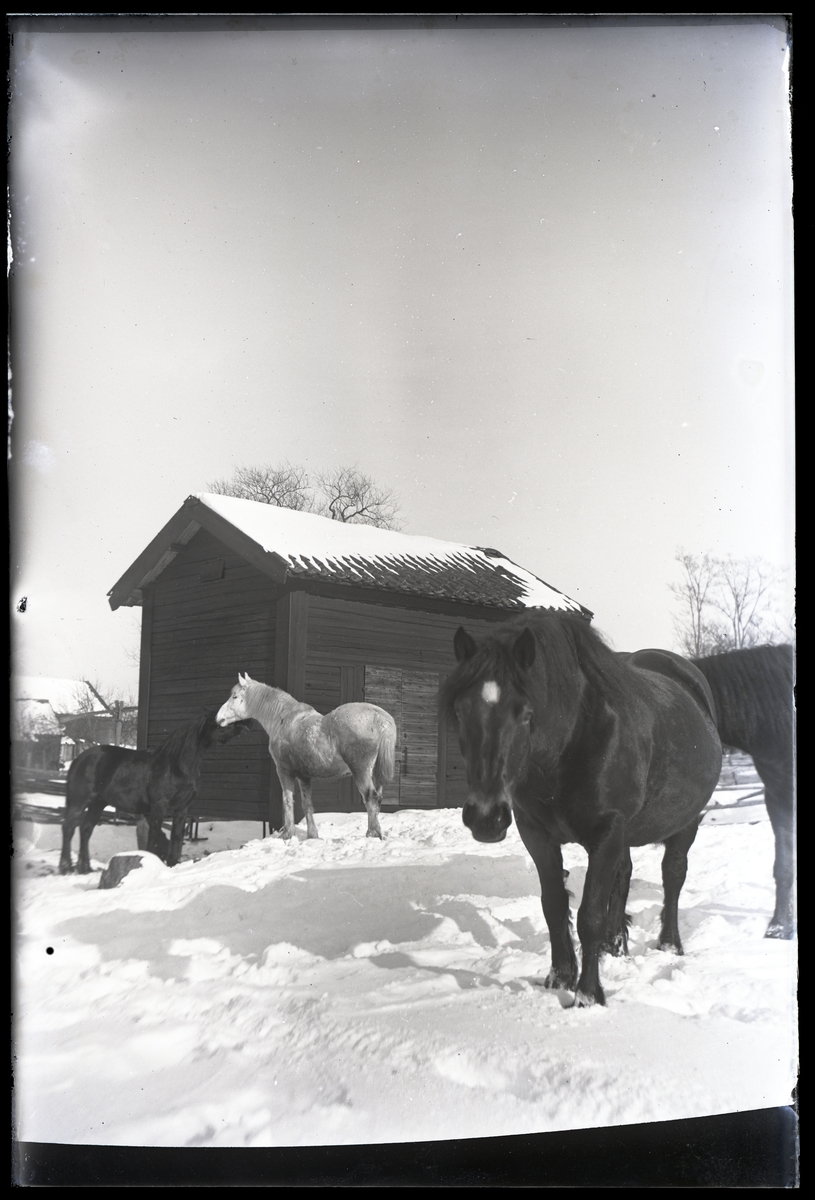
193,493,586,614
13,699,64,740
15,677,98,714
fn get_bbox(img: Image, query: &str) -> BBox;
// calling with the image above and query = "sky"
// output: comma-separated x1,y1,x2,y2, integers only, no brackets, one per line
9,16,794,699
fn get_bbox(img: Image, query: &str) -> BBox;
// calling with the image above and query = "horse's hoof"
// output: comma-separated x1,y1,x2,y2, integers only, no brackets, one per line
366,830,383,839
658,940,684,955
573,989,605,1008
765,923,794,940
543,969,578,991
602,937,628,958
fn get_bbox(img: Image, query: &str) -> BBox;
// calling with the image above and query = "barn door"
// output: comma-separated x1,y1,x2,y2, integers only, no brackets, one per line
364,666,440,806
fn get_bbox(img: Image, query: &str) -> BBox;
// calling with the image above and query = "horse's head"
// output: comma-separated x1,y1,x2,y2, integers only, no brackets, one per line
444,625,537,844
216,673,255,726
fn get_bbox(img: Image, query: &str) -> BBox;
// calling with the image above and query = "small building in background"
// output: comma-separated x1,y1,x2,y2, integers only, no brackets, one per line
108,493,591,828
12,698,64,772
14,678,137,768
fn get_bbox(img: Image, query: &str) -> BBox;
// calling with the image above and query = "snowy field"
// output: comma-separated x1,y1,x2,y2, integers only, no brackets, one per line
13,787,797,1166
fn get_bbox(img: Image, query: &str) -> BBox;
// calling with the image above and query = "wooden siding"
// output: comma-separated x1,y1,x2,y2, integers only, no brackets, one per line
304,594,501,810
143,527,279,821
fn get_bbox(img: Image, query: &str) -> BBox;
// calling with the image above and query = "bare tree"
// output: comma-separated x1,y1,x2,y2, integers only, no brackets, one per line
207,463,402,530
670,552,721,657
207,463,313,511
65,680,138,748
315,466,402,529
670,551,789,656
708,555,784,651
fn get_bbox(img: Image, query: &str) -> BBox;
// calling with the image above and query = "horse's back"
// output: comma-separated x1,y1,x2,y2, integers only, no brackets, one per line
622,647,718,726
326,702,397,739
66,744,151,812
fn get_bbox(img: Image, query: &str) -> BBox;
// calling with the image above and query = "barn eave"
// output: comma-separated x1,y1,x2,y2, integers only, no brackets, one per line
107,496,290,610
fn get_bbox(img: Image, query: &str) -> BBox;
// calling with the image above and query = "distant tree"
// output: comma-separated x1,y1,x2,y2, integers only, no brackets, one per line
207,462,313,511
670,551,790,657
315,466,402,530
207,463,402,530
670,552,721,657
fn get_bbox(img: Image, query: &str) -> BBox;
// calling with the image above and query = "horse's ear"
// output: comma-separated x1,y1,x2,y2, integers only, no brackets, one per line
454,627,478,662
239,672,249,686
512,628,536,670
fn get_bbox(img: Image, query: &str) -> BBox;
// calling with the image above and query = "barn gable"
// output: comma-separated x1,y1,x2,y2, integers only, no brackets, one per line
110,496,589,828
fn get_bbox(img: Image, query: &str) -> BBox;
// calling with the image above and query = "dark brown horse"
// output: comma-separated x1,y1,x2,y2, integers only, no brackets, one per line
441,613,722,1007
60,711,252,874
692,644,795,938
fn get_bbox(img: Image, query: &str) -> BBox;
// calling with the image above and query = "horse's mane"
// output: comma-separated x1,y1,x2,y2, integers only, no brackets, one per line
440,611,628,718
692,644,794,749
153,710,219,766
243,680,304,732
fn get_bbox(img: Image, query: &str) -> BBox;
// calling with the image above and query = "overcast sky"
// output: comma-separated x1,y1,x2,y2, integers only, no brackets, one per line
10,17,793,699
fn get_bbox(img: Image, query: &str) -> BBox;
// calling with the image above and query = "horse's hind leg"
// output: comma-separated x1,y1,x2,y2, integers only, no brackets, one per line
354,771,384,839
76,798,108,874
759,760,796,939
604,848,633,956
297,780,320,840
658,817,701,954
59,809,82,874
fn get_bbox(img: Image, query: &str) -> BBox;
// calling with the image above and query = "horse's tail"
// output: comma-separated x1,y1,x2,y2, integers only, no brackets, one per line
373,720,397,788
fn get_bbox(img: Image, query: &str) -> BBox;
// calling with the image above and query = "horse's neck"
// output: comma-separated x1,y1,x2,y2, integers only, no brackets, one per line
167,718,212,772
248,685,305,741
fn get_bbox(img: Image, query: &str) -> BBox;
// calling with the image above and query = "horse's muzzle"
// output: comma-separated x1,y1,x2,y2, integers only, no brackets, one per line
462,796,513,843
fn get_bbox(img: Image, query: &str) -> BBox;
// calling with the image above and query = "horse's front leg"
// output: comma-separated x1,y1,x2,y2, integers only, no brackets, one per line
146,800,170,861
658,817,701,953
515,815,578,991
575,812,627,1006
167,806,190,866
276,769,298,839
297,780,320,840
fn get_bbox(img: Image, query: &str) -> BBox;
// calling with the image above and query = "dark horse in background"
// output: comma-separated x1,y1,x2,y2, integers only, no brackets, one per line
60,711,252,874
441,613,722,1007
692,644,795,939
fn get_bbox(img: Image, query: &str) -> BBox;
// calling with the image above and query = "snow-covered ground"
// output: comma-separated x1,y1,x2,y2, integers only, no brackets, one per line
13,793,797,1150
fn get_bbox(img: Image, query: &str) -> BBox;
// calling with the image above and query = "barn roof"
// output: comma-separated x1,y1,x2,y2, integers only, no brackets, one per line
108,493,591,617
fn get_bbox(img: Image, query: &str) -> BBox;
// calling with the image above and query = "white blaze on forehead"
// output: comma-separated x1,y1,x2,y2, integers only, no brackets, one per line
481,681,501,705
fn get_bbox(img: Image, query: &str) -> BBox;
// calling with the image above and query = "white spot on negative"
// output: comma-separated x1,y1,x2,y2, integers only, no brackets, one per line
481,681,501,705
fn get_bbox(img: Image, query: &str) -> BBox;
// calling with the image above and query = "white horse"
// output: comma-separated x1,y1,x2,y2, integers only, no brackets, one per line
216,673,397,840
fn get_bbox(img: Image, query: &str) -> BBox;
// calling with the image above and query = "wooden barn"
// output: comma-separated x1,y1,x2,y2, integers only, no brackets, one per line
108,494,591,828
